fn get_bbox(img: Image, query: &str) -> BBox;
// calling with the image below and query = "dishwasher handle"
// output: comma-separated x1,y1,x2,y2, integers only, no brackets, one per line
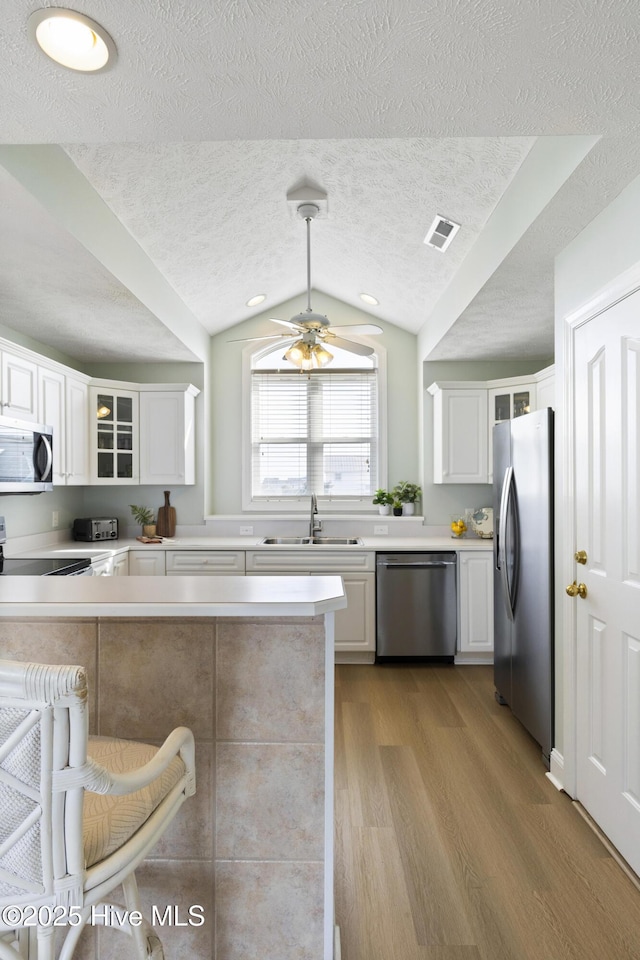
377,560,454,569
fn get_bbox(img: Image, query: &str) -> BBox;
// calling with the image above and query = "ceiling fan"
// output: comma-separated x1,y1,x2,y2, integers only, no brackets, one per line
229,202,382,369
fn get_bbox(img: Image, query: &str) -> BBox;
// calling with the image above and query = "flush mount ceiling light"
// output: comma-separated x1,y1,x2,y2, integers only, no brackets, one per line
246,294,266,307
359,293,379,306
227,192,383,370
424,215,461,252
28,8,116,73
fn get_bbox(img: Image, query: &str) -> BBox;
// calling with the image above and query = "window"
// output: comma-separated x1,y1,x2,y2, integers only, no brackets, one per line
246,342,384,505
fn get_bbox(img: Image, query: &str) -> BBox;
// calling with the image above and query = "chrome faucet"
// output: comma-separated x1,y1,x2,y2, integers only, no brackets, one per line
309,493,322,538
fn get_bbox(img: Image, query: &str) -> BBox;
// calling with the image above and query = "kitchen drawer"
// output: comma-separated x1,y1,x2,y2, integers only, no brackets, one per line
165,550,245,575
245,549,375,574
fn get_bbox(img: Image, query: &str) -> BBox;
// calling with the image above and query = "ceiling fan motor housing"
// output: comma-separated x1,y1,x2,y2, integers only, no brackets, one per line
291,311,330,330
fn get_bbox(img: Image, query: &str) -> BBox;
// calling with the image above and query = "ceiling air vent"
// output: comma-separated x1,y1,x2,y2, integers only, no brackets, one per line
423,215,460,252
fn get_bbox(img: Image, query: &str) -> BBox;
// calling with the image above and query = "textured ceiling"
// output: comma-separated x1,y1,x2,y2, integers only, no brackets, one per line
1,0,640,363
0,167,198,362
64,138,534,336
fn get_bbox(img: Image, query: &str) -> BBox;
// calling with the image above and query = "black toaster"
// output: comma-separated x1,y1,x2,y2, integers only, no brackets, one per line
72,517,119,541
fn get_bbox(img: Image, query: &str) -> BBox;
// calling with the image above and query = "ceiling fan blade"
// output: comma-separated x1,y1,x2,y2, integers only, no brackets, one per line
326,335,375,356
270,317,306,332
326,323,383,336
226,334,289,343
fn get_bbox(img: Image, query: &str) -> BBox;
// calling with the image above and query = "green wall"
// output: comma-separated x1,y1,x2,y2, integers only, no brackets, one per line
210,291,420,514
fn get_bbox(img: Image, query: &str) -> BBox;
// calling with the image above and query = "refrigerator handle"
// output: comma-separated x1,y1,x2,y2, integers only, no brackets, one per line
498,465,516,621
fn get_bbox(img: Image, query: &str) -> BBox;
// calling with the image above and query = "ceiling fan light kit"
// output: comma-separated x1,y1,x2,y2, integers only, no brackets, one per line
229,189,383,368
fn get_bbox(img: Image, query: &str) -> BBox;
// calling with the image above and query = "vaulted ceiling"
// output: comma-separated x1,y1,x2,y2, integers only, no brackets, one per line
2,0,640,364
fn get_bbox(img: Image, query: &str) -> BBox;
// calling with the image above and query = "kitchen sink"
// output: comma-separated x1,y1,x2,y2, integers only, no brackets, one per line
310,537,362,545
261,537,309,544
261,536,362,545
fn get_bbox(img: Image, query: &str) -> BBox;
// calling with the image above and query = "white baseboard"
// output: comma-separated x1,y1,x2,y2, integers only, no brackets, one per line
546,747,565,791
334,925,341,960
334,652,375,664
454,653,494,665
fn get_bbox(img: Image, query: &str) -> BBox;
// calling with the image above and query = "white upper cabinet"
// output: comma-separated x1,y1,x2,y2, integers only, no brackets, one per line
89,381,199,486
65,376,90,485
534,364,555,411
0,338,198,489
429,366,555,485
428,384,489,484
2,351,38,422
139,386,199,485
38,366,66,484
89,385,139,485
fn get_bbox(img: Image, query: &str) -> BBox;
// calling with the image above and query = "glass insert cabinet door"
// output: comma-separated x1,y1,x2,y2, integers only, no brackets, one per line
91,387,139,483
493,389,531,422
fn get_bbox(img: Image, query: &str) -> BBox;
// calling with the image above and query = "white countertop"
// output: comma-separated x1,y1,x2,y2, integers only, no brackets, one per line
0,574,347,618
12,535,493,560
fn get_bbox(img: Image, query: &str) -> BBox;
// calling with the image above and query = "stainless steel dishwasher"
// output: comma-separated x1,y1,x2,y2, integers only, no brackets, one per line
376,552,457,660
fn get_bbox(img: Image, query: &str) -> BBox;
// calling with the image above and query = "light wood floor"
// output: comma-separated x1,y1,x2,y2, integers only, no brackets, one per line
334,663,640,960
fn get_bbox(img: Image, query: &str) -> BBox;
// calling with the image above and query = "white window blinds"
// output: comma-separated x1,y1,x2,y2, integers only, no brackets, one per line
251,369,378,499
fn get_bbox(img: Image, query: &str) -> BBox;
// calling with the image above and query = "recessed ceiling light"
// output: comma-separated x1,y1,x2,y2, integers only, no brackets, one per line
28,9,116,73
246,294,266,307
359,293,379,306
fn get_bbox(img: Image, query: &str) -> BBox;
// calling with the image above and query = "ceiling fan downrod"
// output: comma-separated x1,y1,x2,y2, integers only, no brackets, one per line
297,202,319,314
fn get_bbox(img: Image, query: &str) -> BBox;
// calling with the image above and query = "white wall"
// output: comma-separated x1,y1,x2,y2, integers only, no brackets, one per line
553,168,640,761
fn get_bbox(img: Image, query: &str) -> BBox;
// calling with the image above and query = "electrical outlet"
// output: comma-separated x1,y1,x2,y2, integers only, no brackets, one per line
52,510,59,528
374,524,388,535
239,525,254,535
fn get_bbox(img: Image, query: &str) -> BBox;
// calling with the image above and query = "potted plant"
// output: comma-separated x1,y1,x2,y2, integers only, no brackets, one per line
372,489,394,515
392,481,422,516
392,500,403,517
129,504,157,537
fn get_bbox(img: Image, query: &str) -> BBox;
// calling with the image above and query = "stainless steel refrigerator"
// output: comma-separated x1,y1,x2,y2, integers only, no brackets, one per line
493,407,554,765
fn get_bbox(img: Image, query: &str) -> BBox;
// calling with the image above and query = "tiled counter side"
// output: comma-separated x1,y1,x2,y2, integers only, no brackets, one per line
0,577,343,960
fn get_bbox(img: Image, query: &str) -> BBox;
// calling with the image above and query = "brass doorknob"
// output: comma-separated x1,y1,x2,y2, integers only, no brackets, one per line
574,550,588,565
566,581,587,599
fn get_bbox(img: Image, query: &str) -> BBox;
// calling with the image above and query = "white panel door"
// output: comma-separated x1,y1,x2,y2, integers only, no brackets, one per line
574,291,640,875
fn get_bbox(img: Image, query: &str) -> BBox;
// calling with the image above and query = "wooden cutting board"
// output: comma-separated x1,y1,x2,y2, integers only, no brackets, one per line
156,490,176,538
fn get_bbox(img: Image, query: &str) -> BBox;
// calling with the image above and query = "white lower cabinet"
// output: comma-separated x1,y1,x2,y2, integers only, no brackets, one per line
165,550,245,575
91,552,129,576
333,573,375,662
457,550,494,659
112,553,129,576
128,550,166,576
91,557,113,576
245,549,376,661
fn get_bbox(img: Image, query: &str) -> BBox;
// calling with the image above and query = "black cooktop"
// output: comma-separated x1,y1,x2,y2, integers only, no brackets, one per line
0,556,91,576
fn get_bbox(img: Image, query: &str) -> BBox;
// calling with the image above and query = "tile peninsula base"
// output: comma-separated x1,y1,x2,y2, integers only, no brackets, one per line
0,613,335,960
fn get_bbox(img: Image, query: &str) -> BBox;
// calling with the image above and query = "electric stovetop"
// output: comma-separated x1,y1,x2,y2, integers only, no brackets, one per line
0,514,92,576
0,555,91,576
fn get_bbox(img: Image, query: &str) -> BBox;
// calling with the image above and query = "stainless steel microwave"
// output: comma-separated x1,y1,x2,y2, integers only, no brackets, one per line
0,415,54,493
